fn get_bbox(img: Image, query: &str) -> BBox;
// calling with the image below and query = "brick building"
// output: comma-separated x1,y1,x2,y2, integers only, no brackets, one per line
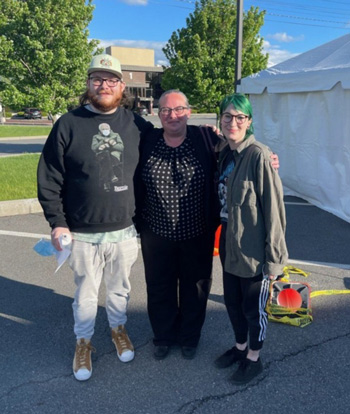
106,46,164,114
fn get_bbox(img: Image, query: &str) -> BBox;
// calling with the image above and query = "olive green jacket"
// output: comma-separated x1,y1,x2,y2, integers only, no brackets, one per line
218,135,288,278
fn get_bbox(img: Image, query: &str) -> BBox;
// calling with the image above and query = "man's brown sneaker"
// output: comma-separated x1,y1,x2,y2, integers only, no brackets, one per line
111,325,135,362
73,338,96,381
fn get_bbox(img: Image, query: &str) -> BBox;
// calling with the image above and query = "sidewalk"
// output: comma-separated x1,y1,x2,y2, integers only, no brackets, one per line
0,135,47,140
0,198,42,217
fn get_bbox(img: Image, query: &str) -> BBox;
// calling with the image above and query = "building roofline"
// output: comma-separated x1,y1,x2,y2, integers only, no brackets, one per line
121,64,164,73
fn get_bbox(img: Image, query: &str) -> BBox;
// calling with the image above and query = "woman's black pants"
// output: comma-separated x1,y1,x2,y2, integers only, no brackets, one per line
219,223,270,351
140,225,215,347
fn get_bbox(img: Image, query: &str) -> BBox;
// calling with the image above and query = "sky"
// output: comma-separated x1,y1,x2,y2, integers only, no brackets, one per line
88,0,350,68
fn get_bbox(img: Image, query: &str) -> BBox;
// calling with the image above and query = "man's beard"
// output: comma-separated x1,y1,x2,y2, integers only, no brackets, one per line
88,90,122,112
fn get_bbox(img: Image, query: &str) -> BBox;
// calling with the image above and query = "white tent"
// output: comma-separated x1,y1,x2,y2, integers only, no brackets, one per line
238,34,350,223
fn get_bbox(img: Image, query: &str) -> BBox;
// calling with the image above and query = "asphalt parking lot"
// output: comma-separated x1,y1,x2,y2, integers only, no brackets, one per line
1,116,350,413
0,198,350,414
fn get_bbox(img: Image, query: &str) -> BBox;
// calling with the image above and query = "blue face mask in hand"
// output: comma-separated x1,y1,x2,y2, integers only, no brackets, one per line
33,239,57,256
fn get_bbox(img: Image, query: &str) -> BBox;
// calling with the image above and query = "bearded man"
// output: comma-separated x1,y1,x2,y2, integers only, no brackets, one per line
37,54,153,381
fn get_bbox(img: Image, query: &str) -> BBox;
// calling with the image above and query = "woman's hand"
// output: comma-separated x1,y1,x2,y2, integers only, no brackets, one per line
202,124,223,137
270,153,279,170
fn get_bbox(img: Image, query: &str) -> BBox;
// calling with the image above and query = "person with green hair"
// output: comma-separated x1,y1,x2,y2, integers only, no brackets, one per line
214,93,288,385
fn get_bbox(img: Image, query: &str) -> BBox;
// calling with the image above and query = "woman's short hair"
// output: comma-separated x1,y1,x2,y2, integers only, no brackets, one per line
219,93,254,138
158,89,190,108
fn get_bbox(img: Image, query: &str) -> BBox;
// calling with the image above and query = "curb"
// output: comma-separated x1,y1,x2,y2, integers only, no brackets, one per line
0,198,43,217
0,136,47,141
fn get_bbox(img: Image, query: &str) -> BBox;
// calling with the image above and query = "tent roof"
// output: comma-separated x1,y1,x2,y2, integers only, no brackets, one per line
238,34,350,94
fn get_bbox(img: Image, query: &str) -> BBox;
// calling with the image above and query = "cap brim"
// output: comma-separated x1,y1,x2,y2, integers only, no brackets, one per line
87,68,123,79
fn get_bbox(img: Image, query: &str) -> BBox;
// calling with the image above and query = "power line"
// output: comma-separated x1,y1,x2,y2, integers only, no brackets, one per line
149,0,193,10
150,0,350,31
267,12,350,27
264,18,350,31
246,0,350,23
246,0,350,13
259,5,350,20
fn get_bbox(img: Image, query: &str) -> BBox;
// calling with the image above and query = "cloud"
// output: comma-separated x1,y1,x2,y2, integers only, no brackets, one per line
266,32,304,43
263,40,299,67
119,0,148,5
156,60,169,67
263,32,303,66
97,39,168,66
97,36,299,69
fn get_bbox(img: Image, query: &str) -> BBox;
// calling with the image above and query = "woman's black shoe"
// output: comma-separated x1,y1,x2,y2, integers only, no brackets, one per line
231,358,263,385
214,346,248,369
181,346,197,360
154,345,170,360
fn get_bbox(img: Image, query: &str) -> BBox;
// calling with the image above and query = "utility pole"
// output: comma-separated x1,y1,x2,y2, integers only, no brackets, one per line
234,0,243,92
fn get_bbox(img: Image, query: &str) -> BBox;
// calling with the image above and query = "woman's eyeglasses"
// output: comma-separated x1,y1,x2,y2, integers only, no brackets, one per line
159,106,189,116
221,113,249,124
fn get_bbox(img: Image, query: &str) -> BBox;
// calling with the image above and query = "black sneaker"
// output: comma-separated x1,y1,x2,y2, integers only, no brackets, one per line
181,346,197,360
231,358,263,385
214,346,248,369
154,345,170,360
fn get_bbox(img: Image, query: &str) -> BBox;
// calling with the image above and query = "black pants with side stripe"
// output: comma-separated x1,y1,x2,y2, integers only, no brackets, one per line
219,223,270,351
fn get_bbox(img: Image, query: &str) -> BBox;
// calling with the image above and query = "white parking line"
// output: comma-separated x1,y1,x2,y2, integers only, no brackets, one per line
0,312,34,325
285,201,312,206
0,230,49,239
1,230,348,269
288,258,350,270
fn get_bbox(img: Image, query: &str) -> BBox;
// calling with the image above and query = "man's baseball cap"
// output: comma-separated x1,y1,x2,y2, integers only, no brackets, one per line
88,54,123,79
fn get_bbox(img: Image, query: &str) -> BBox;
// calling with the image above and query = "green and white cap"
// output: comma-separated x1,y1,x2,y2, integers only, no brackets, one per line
88,54,123,79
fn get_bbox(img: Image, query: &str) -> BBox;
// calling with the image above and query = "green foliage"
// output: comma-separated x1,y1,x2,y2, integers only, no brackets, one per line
0,125,51,137
0,0,102,115
0,154,40,201
161,0,268,112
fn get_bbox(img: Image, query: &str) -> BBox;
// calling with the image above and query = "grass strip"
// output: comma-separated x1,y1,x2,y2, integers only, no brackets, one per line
0,125,51,138
0,154,40,201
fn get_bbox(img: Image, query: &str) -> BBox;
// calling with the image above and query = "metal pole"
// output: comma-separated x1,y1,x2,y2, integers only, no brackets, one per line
234,0,243,92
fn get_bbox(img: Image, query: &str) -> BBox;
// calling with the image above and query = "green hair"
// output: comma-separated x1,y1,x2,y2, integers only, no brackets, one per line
219,93,254,138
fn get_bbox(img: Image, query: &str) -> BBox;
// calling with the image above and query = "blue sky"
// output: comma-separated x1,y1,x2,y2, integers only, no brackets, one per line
88,0,350,68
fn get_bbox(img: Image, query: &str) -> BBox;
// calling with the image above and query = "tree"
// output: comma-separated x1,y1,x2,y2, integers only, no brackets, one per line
161,0,268,112
0,0,102,115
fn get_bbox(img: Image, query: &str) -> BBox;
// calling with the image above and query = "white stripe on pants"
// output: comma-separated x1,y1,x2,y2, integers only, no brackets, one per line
69,237,138,339
258,276,270,342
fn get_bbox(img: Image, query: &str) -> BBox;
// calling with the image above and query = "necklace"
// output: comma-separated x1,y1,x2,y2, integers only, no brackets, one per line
163,133,186,148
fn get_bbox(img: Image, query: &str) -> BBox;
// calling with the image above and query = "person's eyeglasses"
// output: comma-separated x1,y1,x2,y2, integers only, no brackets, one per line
221,113,249,124
89,76,121,87
159,106,189,116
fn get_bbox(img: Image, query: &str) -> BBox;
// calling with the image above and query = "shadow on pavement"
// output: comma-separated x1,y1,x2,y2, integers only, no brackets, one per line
0,143,44,155
285,202,350,265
